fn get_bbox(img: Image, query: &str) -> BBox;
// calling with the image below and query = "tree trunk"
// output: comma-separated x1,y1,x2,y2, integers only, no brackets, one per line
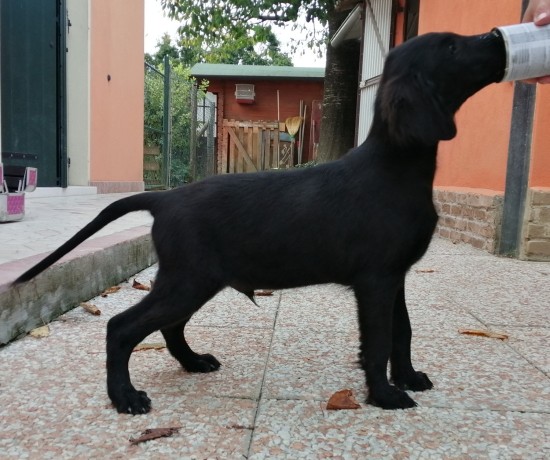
316,9,361,163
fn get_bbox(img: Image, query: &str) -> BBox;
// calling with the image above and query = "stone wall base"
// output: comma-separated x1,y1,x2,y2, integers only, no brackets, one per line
521,187,550,261
433,187,504,253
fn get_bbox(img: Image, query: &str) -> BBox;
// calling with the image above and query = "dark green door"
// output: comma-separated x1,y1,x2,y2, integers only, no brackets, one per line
0,0,67,187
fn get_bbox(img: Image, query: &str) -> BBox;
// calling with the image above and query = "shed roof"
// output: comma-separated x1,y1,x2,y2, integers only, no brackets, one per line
190,63,325,81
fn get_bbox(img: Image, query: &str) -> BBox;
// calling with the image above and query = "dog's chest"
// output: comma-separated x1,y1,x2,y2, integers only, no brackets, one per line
399,202,438,266
366,193,437,269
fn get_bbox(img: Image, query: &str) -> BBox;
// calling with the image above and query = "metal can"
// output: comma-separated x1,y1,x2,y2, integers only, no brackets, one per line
494,22,550,81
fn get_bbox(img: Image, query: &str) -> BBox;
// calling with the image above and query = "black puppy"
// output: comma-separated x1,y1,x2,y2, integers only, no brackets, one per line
14,31,506,414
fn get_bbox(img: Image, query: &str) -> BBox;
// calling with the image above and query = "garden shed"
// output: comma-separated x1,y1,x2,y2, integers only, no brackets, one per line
190,63,324,173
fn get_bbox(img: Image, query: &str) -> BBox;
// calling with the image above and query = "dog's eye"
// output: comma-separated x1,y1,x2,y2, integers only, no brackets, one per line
448,43,458,54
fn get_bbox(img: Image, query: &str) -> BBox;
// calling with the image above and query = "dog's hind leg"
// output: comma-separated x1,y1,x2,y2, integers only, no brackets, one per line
390,287,433,392
161,320,221,372
354,275,417,409
106,273,221,414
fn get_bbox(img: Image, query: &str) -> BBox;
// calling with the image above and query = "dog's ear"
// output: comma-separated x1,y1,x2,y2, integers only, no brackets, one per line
379,72,457,145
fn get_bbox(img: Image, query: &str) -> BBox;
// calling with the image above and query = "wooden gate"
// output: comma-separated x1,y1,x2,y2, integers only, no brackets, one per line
220,120,288,173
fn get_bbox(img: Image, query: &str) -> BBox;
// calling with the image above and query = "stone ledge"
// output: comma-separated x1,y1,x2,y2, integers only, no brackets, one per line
0,226,157,344
89,181,145,194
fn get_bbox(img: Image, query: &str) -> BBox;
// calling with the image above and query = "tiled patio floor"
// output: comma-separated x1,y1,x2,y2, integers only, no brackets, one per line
1,238,548,458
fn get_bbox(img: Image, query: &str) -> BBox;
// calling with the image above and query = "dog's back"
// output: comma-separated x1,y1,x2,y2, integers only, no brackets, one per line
151,139,438,291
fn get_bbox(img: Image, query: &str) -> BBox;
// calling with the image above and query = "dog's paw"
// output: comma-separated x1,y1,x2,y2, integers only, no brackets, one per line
367,386,417,410
392,371,433,392
182,353,221,373
112,390,152,415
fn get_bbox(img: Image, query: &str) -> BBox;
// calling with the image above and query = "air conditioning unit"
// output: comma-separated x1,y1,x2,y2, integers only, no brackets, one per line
235,84,255,104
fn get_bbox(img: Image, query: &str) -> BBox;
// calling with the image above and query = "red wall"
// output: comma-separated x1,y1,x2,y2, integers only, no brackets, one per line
206,78,324,164
530,84,550,188
418,0,520,192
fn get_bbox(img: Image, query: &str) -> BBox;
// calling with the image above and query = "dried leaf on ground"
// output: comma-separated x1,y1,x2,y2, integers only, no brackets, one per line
132,279,151,291
226,424,253,430
133,342,166,352
80,302,101,316
255,290,274,296
458,329,509,340
29,325,50,338
415,268,436,273
101,286,121,297
326,389,361,410
129,427,181,445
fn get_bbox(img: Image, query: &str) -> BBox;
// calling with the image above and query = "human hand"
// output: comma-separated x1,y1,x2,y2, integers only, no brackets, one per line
522,0,550,83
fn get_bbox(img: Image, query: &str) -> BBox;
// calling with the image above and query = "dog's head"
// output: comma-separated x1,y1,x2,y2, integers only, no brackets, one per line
375,31,506,146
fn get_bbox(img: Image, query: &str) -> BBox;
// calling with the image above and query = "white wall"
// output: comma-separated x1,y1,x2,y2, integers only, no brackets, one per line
66,0,91,185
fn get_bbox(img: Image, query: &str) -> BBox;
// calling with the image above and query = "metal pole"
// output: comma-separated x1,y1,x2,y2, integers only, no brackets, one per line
497,0,536,257
162,55,172,188
206,100,215,176
498,83,535,257
189,84,198,181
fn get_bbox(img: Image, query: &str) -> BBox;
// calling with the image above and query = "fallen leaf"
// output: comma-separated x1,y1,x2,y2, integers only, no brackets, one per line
29,325,50,338
326,389,361,410
129,427,181,445
458,329,509,340
101,286,121,297
133,342,166,352
226,424,253,430
132,279,151,291
415,268,436,273
80,302,101,316
255,290,274,296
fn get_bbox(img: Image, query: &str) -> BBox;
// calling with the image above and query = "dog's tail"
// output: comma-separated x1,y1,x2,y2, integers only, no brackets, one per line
12,192,160,286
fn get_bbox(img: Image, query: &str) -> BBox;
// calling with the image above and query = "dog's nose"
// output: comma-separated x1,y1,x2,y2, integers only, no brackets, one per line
478,30,503,42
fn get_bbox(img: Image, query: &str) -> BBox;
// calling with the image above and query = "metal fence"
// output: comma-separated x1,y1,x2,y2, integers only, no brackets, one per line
190,89,216,180
144,57,216,189
144,57,170,189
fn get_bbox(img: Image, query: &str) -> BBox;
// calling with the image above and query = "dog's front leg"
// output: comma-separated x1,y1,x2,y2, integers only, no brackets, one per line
390,287,433,392
354,275,417,409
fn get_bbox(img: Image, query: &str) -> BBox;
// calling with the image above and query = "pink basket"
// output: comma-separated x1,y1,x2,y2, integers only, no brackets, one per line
0,163,37,222
0,193,25,222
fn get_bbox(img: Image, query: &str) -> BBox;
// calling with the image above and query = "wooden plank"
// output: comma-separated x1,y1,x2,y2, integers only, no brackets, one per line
221,120,229,173
228,134,235,173
251,125,260,170
228,122,237,173
245,126,250,172
144,145,161,156
237,125,244,173
263,129,270,169
258,124,264,169
143,161,160,172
